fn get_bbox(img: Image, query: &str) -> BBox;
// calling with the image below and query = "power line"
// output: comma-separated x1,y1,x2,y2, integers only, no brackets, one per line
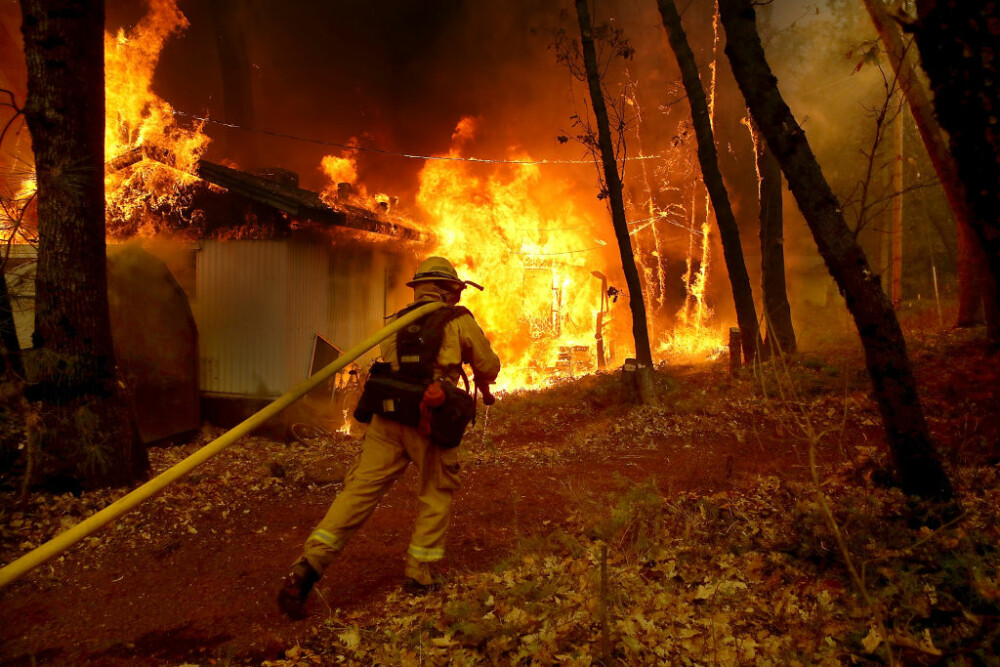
511,245,607,257
171,110,667,166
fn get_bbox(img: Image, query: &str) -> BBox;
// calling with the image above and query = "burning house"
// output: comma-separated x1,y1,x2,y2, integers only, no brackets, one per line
6,157,426,442
185,171,424,433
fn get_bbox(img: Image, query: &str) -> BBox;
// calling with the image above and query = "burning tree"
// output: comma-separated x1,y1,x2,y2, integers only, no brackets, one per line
656,0,763,364
19,0,147,487
570,0,653,374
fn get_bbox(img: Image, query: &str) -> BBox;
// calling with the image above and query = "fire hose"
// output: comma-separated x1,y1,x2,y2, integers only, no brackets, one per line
0,301,447,590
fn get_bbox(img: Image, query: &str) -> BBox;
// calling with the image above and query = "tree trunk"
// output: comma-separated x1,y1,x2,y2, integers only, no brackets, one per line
573,0,653,369
0,271,24,378
909,0,1000,344
862,0,987,328
656,0,762,364
717,0,952,501
891,110,903,308
956,215,985,326
20,0,148,488
749,116,796,355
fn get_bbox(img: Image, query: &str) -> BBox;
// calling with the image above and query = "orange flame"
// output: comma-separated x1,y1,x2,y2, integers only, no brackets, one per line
318,145,399,213
320,154,359,189
416,118,614,390
103,0,210,236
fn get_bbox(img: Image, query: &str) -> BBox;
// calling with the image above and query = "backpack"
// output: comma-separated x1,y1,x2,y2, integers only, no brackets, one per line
353,305,477,448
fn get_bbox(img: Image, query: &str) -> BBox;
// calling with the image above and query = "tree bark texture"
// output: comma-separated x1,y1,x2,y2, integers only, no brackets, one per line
862,0,989,329
0,272,24,377
20,0,147,487
718,0,952,500
956,219,986,326
574,0,653,368
750,116,796,355
657,0,762,364
909,0,1000,343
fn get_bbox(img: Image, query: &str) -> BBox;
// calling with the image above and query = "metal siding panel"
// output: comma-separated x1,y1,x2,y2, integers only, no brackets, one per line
285,241,329,388
194,241,289,396
325,245,390,366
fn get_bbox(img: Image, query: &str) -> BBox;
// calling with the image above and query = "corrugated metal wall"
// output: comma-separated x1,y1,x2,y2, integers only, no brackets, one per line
327,244,387,366
195,240,332,397
285,242,331,389
194,239,402,398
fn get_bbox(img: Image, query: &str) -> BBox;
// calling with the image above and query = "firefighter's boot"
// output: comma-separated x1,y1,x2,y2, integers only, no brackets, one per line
403,555,442,594
277,561,320,619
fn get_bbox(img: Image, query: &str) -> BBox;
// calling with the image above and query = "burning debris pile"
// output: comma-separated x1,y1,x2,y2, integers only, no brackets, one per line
413,117,617,389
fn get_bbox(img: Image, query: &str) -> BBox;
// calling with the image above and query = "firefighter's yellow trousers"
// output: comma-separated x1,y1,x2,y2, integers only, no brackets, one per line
299,415,460,584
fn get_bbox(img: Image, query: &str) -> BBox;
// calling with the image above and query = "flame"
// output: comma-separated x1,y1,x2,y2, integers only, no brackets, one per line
660,213,722,363
656,7,726,364
416,118,611,391
103,0,210,236
4,0,732,379
320,154,359,188
0,180,37,244
318,145,399,213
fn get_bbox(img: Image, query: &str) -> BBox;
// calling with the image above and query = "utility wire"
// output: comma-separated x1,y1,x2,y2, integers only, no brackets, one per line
511,245,607,257
171,110,667,166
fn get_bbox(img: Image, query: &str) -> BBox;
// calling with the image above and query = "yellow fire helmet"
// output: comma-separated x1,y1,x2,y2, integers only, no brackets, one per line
406,256,483,291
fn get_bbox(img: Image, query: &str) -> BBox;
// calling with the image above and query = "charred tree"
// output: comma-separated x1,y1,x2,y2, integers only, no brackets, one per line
748,117,796,355
907,0,1000,344
20,0,148,488
573,0,653,369
656,0,762,364
863,0,992,331
717,0,952,501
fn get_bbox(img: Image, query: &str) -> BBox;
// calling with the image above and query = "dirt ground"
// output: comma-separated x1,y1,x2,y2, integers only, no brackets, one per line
0,326,996,665
1,441,793,665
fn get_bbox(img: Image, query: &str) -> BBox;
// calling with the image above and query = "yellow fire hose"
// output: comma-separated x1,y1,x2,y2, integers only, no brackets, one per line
0,301,445,590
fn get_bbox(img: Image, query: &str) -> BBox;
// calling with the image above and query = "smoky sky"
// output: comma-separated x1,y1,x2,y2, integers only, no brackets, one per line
101,1,764,200
108,0,607,199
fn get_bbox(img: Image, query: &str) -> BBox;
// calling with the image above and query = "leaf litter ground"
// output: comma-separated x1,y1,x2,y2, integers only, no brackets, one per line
0,327,997,665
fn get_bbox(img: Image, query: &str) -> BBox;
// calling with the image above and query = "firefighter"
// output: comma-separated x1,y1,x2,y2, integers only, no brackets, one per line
278,256,501,618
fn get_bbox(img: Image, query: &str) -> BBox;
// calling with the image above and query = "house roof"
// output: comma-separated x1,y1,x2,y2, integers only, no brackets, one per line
106,147,430,243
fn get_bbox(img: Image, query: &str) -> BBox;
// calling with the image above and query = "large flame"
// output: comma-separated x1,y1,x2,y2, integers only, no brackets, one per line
415,118,615,391
103,0,210,236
